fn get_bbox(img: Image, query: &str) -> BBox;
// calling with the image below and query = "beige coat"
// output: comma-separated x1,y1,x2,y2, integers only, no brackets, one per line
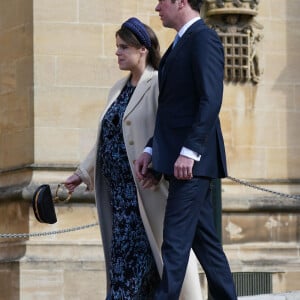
76,66,203,300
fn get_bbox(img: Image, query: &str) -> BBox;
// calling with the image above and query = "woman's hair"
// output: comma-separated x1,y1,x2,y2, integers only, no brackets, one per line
116,23,161,70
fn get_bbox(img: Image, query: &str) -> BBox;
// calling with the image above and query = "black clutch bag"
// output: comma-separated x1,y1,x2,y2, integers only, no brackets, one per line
32,183,71,224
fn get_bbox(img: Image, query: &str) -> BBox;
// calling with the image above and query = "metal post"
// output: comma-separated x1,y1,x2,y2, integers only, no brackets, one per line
208,178,222,300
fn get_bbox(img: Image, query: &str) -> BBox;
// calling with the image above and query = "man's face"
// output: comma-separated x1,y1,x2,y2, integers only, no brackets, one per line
155,0,180,29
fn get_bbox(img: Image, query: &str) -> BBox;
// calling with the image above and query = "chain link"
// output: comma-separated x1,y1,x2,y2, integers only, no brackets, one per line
0,222,99,239
227,176,300,200
1,176,300,239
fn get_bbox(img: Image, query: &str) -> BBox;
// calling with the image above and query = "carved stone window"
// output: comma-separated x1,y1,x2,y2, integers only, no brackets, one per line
222,31,251,82
204,0,263,84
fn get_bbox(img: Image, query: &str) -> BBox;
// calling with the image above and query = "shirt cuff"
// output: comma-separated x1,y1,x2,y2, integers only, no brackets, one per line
144,147,152,156
180,147,201,161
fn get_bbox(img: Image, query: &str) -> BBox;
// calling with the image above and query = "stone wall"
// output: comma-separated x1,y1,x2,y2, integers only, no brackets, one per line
32,0,173,167
0,0,33,187
221,0,300,192
0,0,300,299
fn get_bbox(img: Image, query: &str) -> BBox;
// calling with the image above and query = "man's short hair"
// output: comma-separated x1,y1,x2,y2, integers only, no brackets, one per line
171,0,202,11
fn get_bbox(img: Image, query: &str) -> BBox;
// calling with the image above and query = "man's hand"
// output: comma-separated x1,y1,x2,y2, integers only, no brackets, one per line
174,155,194,180
134,152,152,181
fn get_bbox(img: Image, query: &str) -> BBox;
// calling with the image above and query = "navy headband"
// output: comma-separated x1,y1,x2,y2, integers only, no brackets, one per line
121,17,151,49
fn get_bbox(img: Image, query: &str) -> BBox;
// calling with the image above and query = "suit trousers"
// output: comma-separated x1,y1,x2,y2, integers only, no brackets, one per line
154,176,237,300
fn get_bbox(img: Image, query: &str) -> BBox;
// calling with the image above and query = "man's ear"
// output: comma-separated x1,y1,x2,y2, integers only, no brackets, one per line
178,0,186,8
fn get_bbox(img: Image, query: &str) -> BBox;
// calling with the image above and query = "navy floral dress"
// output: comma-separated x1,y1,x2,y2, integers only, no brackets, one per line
98,81,159,299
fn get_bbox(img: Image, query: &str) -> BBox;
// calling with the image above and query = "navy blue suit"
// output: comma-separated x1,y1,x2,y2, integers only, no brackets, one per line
150,19,237,299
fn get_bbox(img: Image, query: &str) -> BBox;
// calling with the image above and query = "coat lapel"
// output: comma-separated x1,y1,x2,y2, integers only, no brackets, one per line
123,66,154,118
98,76,128,124
98,66,154,127
159,19,205,91
159,45,172,90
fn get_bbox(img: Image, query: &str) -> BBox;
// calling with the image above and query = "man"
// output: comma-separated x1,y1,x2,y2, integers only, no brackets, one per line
135,0,237,299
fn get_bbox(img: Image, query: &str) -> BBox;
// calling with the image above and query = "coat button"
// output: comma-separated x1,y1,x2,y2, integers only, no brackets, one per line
126,120,131,126
129,140,134,145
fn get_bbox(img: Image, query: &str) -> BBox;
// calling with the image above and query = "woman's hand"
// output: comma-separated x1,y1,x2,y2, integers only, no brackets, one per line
139,170,160,189
64,173,82,193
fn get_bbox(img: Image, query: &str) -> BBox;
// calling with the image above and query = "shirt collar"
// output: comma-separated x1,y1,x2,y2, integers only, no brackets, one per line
177,17,201,38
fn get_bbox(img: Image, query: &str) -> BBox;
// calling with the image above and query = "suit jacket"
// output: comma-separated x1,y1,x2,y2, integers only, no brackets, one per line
75,66,203,299
151,19,227,178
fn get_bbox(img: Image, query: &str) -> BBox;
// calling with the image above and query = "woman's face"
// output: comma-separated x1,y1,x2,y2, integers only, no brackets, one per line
115,35,145,71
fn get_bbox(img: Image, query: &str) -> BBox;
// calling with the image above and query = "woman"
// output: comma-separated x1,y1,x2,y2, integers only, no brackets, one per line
64,18,203,300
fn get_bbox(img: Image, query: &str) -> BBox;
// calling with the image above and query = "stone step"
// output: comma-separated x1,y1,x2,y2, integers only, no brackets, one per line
238,291,300,300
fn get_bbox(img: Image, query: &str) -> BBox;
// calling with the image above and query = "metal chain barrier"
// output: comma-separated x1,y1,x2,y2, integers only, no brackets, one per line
227,176,300,201
1,176,300,239
0,222,99,239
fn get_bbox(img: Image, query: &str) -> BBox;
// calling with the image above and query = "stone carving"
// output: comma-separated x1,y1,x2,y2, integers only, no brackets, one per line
216,0,243,8
204,0,263,83
216,0,259,9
